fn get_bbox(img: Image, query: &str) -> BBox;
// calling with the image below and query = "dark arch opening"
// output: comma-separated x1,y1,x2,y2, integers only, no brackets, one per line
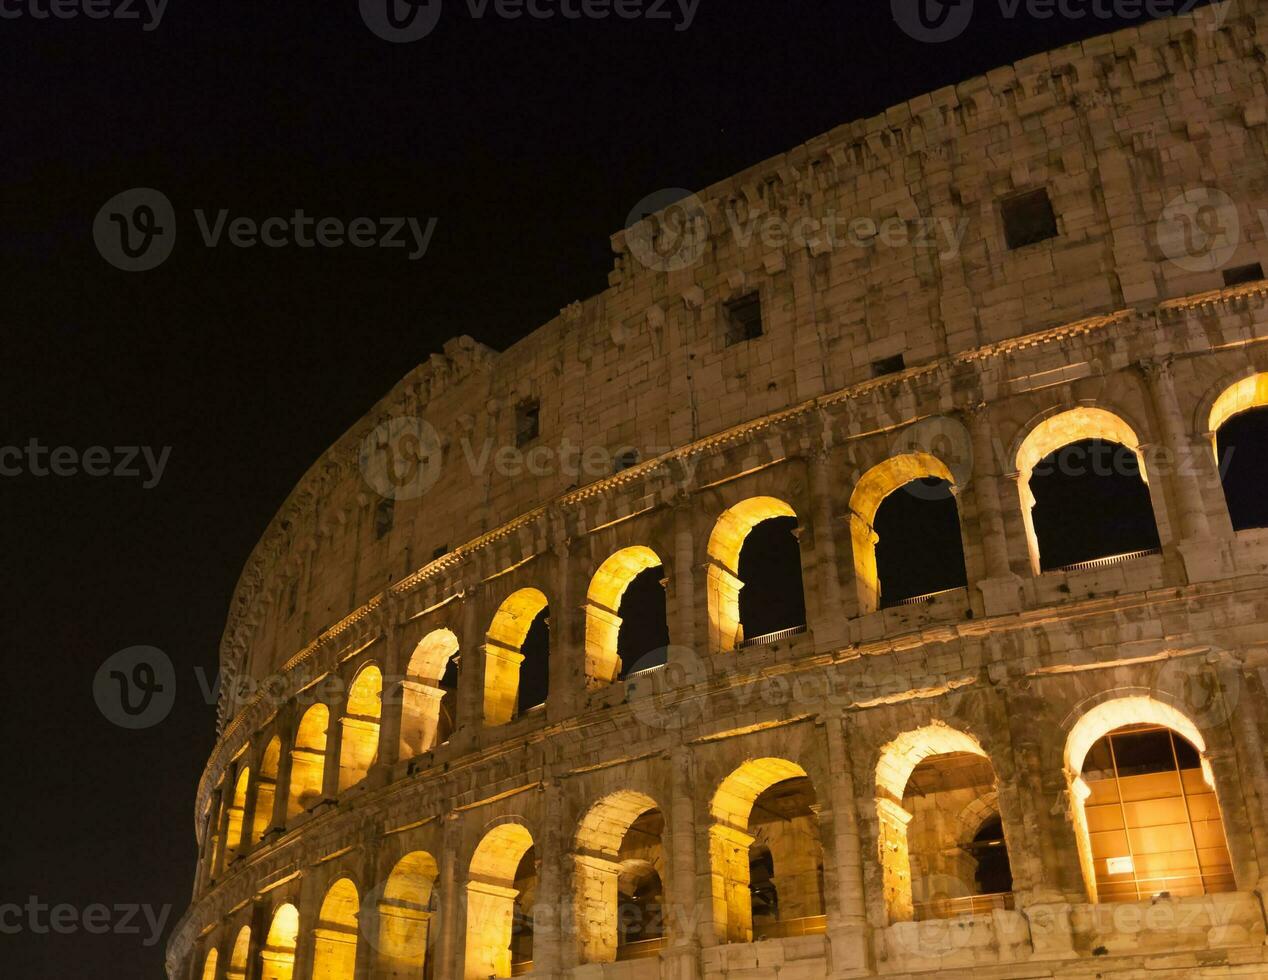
516,608,550,715
617,565,670,678
1216,406,1268,530
510,846,537,969
436,653,459,744
874,477,968,605
737,516,806,639
968,814,1013,896
1029,438,1160,570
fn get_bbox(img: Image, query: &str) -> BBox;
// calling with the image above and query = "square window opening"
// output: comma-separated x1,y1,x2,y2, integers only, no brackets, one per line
515,398,540,447
1223,262,1264,287
1002,188,1058,249
724,292,764,346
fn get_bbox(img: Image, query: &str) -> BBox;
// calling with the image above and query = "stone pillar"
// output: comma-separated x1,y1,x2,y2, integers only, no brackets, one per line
212,782,231,878
1141,358,1225,582
533,780,565,977
453,581,483,754
434,813,463,979
547,535,585,723
1230,667,1268,893
821,715,872,976
321,699,342,804
572,852,623,964
374,907,431,979
708,824,756,944
806,448,850,647
270,718,295,834
668,496,698,656
375,624,404,776
875,798,914,924
664,746,702,979
966,404,1023,616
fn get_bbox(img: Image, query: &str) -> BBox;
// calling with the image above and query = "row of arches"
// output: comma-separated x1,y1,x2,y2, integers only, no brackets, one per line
197,695,1239,979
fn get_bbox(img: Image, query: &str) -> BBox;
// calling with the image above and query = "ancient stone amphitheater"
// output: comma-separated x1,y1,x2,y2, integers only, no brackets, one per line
171,4,1268,978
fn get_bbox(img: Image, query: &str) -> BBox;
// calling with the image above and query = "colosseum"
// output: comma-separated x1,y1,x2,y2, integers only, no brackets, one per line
171,4,1268,978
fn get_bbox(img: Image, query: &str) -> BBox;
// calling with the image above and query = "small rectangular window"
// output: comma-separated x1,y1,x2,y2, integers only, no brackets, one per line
723,292,763,346
1002,188,1058,249
374,498,395,540
515,398,540,447
614,449,640,473
871,353,905,378
1223,262,1264,287
432,544,449,560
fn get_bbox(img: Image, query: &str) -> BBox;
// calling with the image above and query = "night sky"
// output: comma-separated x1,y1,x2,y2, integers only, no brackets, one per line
2,1,1225,975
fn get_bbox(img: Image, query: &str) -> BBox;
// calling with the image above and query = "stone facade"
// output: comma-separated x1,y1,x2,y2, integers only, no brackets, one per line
172,3,1268,978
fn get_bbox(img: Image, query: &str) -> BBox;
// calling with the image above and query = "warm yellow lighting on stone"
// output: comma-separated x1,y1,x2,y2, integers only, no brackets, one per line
200,948,218,980
483,588,548,726
1015,407,1145,573
226,925,250,980
465,823,535,980
401,629,460,757
259,904,298,980
312,878,360,980
378,851,439,978
338,665,382,792
224,765,251,857
287,704,329,818
250,737,281,845
848,453,957,614
585,546,663,686
706,497,797,652
1208,372,1268,452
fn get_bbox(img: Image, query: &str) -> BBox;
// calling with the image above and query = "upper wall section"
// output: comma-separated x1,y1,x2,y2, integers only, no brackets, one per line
220,1,1268,711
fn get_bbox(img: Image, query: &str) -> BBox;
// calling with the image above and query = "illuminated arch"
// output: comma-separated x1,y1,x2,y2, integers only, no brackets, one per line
1207,371,1268,440
200,948,219,980
1063,696,1230,903
338,664,382,792
483,588,549,726
1015,407,1149,573
378,851,440,977
1207,372,1268,529
250,737,281,845
226,926,251,980
312,878,360,980
708,758,817,943
401,629,461,757
287,703,329,818
574,790,663,963
224,765,251,857
585,546,665,686
848,453,958,613
706,497,799,652
258,904,298,980
465,823,536,980
874,724,997,922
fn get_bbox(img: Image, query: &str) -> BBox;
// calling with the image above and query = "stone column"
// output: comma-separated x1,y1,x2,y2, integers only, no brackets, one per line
547,534,585,723
806,448,850,647
668,496,698,657
453,579,483,754
966,404,1023,615
270,716,295,834
375,622,404,777
533,780,565,977
707,824,756,944
320,698,343,805
1141,358,1225,582
663,746,702,980
1229,665,1268,892
821,714,872,976
433,813,463,979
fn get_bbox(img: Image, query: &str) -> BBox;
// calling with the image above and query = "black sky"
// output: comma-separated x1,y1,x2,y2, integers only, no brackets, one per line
1,1,1223,975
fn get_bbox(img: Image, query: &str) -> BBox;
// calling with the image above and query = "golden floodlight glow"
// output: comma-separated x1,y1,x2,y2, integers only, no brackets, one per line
338,664,383,792
287,704,329,818
401,628,461,758
584,545,664,686
311,878,359,980
378,851,440,977
706,497,797,652
1208,372,1268,453
465,823,535,980
259,904,298,980
483,588,549,726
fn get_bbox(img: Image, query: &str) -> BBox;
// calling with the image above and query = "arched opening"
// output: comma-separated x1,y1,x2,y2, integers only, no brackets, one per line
707,497,806,652
709,759,825,944
574,791,667,963
224,765,251,859
287,704,329,818
312,878,360,980
401,630,461,758
849,454,967,610
484,589,550,726
258,904,298,980
250,738,281,845
1209,374,1268,530
1016,409,1160,572
227,926,251,980
200,948,218,980
338,665,382,792
584,546,669,685
378,851,440,980
1065,698,1234,903
464,824,537,980
875,724,1010,922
